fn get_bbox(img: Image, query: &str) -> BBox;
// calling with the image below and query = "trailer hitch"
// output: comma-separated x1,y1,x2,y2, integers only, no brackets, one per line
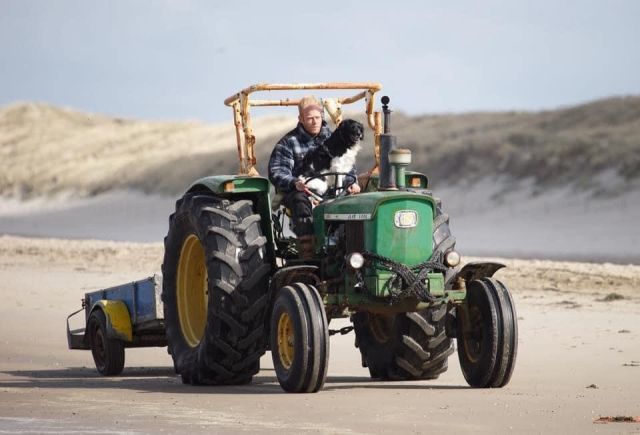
329,326,354,336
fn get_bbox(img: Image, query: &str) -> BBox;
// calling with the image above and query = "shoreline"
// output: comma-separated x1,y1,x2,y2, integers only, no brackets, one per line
1,186,639,266
1,234,638,301
1,232,638,266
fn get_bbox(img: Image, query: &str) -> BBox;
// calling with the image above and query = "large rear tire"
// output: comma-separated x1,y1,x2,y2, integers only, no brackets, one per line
352,304,454,380
270,283,329,393
432,207,456,259
162,194,270,385
457,278,518,388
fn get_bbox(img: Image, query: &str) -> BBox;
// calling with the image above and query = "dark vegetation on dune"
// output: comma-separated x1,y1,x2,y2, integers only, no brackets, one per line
257,96,640,194
395,96,640,193
1,96,639,198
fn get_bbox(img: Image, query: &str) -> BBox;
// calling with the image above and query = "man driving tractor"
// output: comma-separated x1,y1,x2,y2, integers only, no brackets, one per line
268,96,360,259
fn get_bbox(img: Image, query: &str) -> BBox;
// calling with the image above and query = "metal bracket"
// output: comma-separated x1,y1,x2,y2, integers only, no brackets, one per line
224,82,383,175
329,326,354,336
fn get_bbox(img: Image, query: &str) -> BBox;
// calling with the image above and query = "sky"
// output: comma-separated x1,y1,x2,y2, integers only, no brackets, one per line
1,0,640,123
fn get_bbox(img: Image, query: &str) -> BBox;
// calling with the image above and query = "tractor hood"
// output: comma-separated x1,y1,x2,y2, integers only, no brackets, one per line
316,191,437,222
314,191,438,266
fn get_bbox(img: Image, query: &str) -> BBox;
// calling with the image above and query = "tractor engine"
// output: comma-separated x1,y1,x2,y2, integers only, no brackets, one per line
313,95,459,305
314,192,451,303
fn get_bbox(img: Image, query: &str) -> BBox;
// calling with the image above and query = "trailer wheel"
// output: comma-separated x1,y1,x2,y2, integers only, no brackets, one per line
88,310,125,376
457,278,518,388
162,194,270,385
270,283,329,393
352,305,454,381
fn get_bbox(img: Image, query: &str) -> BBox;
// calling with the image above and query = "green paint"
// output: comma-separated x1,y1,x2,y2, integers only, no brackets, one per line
320,190,437,216
313,189,447,309
187,175,270,194
323,284,466,315
363,271,444,298
363,197,434,267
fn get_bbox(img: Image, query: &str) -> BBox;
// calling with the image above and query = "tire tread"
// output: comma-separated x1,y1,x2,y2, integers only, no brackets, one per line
162,194,270,385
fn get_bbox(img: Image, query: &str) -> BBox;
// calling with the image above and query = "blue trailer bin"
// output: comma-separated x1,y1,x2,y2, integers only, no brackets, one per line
66,274,167,375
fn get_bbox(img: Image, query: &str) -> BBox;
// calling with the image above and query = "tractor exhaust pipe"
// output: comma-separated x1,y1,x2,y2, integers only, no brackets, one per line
379,96,396,190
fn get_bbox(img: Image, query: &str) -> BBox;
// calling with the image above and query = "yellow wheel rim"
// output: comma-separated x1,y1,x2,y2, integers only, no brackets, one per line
177,234,208,348
277,312,295,370
369,314,394,344
462,306,483,364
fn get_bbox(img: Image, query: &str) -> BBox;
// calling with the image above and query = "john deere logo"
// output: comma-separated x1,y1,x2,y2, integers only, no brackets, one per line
394,210,418,228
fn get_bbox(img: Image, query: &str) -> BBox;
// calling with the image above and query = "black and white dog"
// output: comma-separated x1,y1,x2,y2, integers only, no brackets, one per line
300,119,364,196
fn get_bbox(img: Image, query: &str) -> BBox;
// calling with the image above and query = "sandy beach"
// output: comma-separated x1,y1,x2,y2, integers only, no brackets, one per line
0,235,639,433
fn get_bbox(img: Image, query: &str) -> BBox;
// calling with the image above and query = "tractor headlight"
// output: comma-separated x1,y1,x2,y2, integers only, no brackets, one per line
347,252,365,269
444,250,461,267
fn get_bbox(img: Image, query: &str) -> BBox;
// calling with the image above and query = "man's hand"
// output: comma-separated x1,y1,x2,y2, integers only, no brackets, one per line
295,180,307,192
348,183,361,194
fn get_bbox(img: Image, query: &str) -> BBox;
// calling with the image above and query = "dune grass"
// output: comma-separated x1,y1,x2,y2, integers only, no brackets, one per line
1,96,638,198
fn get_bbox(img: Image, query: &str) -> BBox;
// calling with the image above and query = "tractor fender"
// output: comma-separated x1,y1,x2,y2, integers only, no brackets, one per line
186,175,270,195
450,261,506,286
265,265,320,352
270,265,320,293
185,175,277,267
89,300,133,342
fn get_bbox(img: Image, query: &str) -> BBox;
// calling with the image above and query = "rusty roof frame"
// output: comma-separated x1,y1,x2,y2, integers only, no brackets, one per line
224,82,384,175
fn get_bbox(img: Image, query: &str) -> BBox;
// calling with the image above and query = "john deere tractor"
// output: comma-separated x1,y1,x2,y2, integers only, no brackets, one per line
161,83,517,393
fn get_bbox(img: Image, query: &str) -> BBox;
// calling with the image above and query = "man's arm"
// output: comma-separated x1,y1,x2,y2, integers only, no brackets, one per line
348,165,357,179
268,139,297,191
347,165,361,193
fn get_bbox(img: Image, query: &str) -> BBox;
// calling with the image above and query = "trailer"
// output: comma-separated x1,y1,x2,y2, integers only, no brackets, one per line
66,275,167,375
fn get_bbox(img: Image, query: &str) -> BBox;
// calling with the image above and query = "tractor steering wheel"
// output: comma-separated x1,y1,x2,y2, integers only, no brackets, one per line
304,172,357,200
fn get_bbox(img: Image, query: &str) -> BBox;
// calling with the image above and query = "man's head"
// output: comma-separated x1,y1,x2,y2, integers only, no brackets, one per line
298,96,323,136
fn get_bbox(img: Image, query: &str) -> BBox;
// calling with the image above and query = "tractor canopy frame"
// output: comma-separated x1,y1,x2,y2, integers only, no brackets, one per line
224,82,384,176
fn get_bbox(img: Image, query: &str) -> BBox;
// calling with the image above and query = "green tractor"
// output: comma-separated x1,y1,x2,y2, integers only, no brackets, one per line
161,83,517,393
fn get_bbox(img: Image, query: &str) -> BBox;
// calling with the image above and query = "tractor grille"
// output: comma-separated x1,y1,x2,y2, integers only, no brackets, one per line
345,222,364,253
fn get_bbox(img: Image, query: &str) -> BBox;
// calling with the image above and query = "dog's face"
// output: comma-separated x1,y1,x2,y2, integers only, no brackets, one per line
340,119,364,143
321,118,364,158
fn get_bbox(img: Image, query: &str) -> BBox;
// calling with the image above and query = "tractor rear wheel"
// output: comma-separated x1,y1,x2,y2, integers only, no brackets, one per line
457,278,518,388
270,283,329,393
352,304,454,380
88,310,125,376
162,194,270,385
432,207,456,259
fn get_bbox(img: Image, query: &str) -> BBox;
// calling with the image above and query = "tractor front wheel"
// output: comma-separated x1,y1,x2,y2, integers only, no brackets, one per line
270,283,329,393
456,278,518,388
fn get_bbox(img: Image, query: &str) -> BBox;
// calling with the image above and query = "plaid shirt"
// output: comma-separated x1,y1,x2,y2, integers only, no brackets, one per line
268,121,333,192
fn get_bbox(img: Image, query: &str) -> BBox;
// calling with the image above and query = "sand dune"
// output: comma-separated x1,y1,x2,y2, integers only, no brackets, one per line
1,99,639,263
0,102,295,198
2,96,639,199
